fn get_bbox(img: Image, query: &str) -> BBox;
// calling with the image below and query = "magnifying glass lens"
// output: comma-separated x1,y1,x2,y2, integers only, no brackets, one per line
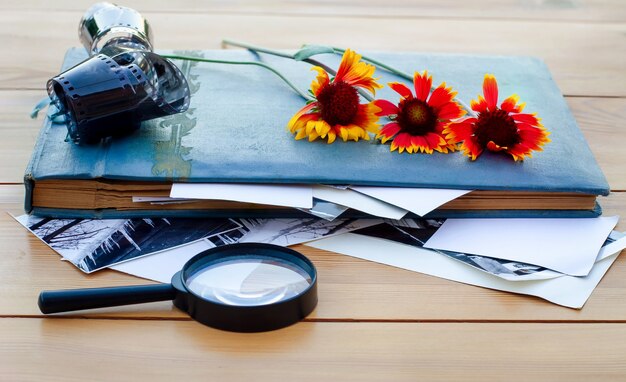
39,243,318,332
186,257,313,307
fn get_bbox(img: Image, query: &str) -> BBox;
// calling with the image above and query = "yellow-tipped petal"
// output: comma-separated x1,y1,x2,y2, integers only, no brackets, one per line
305,120,316,135
308,130,319,142
313,121,322,135
318,121,331,136
310,67,329,97
340,128,349,141
327,131,336,144
295,129,308,140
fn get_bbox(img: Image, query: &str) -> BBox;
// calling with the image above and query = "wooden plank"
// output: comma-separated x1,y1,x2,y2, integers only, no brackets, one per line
2,319,626,382
4,91,626,189
0,91,44,184
568,97,626,191
2,0,625,23
2,188,625,320
0,184,25,205
1,11,625,96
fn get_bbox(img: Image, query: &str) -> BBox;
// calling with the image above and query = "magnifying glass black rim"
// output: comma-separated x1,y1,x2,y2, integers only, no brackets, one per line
172,243,318,332
37,243,318,333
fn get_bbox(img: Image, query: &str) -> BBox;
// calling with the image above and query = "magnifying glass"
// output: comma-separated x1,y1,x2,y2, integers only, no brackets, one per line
38,243,318,332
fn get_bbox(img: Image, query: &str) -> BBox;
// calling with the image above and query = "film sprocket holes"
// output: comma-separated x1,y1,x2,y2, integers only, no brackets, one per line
47,2,190,144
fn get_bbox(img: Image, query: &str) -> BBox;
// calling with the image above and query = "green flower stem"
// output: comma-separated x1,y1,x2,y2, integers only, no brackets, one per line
162,54,312,101
222,38,335,74
221,39,375,103
221,39,293,59
330,46,475,116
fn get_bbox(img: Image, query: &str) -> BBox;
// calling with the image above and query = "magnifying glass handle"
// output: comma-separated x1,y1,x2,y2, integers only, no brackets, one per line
38,284,176,314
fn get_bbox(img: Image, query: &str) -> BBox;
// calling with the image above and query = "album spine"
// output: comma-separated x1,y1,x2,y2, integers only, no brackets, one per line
24,115,53,214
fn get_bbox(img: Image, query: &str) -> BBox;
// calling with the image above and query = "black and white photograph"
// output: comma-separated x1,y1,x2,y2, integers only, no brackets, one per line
16,215,243,273
16,215,380,274
109,217,381,283
353,218,445,248
234,218,381,246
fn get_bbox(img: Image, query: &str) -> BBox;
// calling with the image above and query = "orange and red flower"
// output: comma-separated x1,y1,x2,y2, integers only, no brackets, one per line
443,74,550,161
373,71,465,154
287,49,383,143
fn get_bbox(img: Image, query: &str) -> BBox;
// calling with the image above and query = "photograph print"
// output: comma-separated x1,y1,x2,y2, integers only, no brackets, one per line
16,215,242,273
16,214,381,274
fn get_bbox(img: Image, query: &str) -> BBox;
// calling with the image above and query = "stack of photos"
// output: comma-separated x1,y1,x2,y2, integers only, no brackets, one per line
15,215,379,273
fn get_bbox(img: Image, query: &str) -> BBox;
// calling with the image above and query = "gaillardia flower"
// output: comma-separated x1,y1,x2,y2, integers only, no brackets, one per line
443,74,550,161
287,49,383,143
373,71,465,154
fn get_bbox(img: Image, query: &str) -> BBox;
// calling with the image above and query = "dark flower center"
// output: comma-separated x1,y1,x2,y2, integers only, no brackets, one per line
396,98,437,136
474,109,520,148
317,81,360,126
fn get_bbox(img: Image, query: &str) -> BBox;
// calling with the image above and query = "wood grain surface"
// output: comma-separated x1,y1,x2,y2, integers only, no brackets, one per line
3,319,626,382
2,1,626,380
2,0,626,22
1,11,625,96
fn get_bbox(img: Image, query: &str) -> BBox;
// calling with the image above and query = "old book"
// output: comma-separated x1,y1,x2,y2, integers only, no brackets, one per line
24,48,609,218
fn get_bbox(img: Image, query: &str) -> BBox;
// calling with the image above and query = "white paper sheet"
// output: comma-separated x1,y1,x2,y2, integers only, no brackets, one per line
597,231,626,261
437,231,624,282
312,185,407,219
306,233,626,309
347,219,622,282
423,217,619,276
350,186,471,216
170,183,313,209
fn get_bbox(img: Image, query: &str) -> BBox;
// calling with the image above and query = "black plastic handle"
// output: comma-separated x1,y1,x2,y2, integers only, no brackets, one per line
38,284,177,314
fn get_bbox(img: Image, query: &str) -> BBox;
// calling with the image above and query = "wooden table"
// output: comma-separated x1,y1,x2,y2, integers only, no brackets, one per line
2,1,626,380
